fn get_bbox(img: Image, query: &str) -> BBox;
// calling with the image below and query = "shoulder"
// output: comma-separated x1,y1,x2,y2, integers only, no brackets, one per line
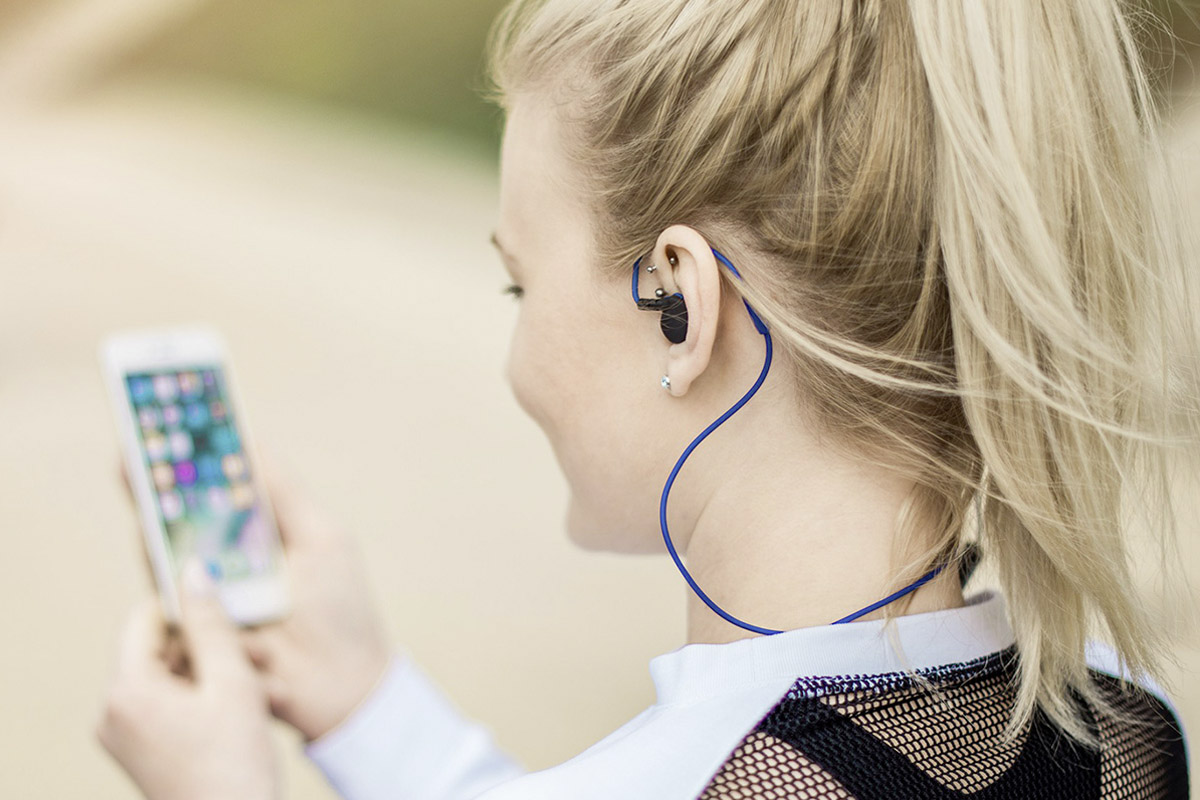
1085,641,1190,798
699,644,1192,800
699,649,1015,799
1085,640,1181,721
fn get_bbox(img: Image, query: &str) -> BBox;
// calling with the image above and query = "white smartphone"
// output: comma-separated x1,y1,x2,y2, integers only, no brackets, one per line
100,327,290,626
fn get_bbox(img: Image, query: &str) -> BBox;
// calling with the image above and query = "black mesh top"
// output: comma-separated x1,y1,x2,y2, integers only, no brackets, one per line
699,648,1188,799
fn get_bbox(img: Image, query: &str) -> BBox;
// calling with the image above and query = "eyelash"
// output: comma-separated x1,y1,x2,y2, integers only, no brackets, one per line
502,283,524,300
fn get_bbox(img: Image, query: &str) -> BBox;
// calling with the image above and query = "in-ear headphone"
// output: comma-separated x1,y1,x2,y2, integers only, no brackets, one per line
629,245,944,636
635,290,688,344
633,250,689,343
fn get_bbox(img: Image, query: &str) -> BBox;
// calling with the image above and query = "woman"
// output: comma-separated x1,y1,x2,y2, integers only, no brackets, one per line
96,0,1198,797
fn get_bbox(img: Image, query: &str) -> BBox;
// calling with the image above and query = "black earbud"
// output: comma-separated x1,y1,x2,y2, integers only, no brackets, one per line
635,249,688,343
636,293,688,343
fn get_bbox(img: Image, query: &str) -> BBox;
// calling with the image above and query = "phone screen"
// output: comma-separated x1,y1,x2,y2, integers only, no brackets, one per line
124,366,278,582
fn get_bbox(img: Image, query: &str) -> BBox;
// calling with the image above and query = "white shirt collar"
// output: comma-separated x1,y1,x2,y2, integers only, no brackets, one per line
648,590,1013,707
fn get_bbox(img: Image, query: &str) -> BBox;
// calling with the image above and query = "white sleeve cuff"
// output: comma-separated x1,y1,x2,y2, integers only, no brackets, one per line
305,652,525,800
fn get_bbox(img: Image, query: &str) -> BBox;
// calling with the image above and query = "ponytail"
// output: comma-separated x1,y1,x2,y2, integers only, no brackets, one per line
909,0,1198,739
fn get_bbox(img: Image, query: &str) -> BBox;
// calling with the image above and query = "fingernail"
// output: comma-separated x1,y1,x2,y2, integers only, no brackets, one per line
182,558,214,597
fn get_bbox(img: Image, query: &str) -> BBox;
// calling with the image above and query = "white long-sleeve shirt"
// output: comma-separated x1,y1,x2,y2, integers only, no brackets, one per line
304,591,1056,799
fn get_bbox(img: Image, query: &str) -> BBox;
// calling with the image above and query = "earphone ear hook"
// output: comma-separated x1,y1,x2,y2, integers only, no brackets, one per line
709,249,769,336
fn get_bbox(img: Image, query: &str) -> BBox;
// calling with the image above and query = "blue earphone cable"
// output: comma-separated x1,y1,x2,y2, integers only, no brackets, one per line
634,247,943,635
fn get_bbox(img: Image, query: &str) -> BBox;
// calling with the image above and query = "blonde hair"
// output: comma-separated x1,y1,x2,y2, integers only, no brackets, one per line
488,0,1200,741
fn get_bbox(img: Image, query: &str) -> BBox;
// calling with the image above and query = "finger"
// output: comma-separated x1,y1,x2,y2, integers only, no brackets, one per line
178,559,250,686
162,630,190,677
254,457,305,547
259,464,334,549
239,626,281,671
262,671,293,721
117,598,173,682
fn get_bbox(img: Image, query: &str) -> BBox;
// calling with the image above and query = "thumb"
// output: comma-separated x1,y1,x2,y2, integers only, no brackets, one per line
178,559,249,687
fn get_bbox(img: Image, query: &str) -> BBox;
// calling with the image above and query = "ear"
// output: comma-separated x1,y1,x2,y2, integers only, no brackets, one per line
653,225,721,397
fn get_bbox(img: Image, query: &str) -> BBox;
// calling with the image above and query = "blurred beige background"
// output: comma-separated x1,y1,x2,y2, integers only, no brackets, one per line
0,2,1197,798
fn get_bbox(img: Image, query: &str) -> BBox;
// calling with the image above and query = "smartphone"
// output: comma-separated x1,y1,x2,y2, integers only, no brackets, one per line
100,327,290,626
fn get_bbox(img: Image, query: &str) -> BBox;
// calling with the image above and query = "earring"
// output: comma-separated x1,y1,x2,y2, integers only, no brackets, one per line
661,375,671,390
646,264,658,273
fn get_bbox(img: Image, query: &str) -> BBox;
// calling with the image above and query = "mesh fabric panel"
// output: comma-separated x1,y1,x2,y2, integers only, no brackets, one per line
700,649,1187,799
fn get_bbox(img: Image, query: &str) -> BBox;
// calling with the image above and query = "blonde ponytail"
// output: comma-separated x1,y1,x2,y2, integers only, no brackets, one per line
489,0,1200,741
907,0,1198,739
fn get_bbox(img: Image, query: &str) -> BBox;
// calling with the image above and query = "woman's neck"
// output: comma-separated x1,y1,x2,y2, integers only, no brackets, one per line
674,418,964,645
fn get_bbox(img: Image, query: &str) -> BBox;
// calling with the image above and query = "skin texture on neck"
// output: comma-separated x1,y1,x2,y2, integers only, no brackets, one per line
675,420,966,644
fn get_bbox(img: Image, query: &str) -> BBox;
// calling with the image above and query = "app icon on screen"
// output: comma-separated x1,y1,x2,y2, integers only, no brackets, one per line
222,453,247,481
209,400,227,422
231,482,255,510
161,404,183,428
207,486,231,511
159,490,184,521
178,372,203,399
128,377,155,405
211,426,239,455
144,433,168,463
196,454,222,484
174,460,198,487
169,430,194,461
184,402,209,429
152,462,175,491
153,374,179,403
137,407,161,429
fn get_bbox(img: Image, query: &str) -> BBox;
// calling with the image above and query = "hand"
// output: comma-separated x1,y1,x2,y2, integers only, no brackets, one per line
240,475,392,742
97,562,279,800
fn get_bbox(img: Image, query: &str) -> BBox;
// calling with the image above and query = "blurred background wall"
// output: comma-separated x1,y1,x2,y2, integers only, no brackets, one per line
0,1,1197,798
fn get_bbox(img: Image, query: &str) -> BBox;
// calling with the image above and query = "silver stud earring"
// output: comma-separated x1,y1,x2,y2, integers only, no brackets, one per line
661,375,671,390
646,264,658,273
654,288,666,298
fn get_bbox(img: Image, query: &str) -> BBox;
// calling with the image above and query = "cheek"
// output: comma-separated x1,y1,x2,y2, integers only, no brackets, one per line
506,287,614,429
504,306,558,430
504,300,663,553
